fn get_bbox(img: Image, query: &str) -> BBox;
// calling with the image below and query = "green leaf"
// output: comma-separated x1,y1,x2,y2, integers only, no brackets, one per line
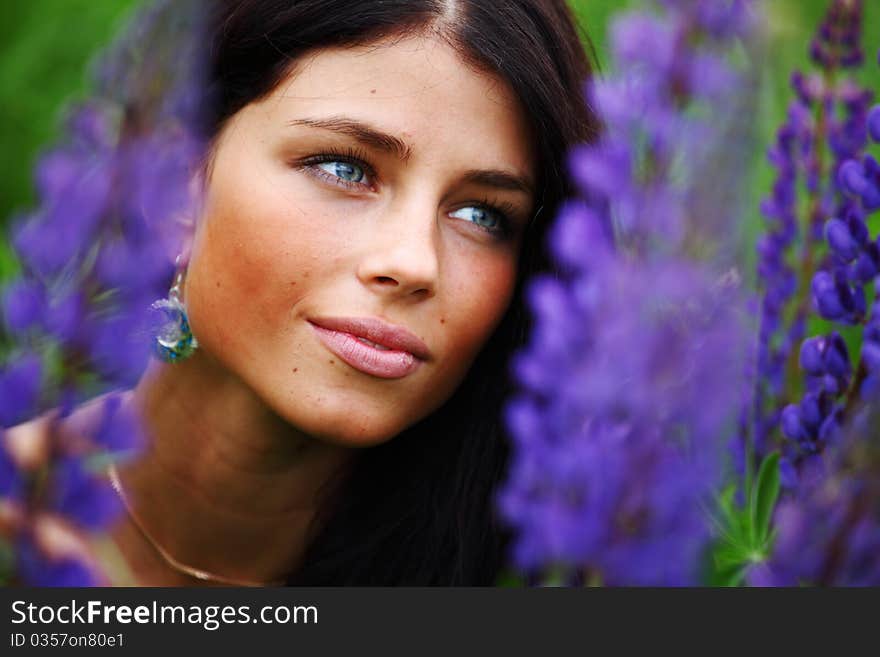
708,562,748,587
712,542,749,571
711,484,749,550
704,537,751,587
750,452,781,547
705,462,781,587
717,483,737,523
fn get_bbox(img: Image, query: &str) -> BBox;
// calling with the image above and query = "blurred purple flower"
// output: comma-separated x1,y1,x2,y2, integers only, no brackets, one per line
0,355,42,429
498,0,757,585
0,434,24,499
48,457,122,532
1,280,46,333
93,393,146,457
0,0,207,585
44,290,87,346
501,259,748,584
868,105,880,142
14,150,114,281
752,402,880,586
14,535,98,587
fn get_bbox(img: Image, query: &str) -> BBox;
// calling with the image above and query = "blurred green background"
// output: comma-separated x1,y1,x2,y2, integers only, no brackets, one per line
0,0,878,286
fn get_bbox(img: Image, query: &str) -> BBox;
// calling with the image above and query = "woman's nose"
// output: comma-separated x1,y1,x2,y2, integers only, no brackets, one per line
356,197,440,300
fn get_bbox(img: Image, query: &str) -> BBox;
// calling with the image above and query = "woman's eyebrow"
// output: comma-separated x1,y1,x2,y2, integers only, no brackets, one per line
287,116,414,162
288,115,534,196
459,169,534,197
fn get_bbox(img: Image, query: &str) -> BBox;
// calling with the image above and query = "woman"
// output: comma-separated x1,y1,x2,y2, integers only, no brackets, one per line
5,0,598,585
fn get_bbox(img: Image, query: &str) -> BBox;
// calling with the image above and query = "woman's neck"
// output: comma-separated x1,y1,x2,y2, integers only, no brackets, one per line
106,352,355,585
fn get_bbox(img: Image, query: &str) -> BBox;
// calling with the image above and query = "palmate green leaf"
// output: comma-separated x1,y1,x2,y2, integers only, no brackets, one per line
707,453,782,586
712,542,748,570
750,452,781,547
707,537,754,587
705,536,750,587
708,562,749,587
706,490,750,586
717,483,737,521
716,483,749,544
710,484,751,557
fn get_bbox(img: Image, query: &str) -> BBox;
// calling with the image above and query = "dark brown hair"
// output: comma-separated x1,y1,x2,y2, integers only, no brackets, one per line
202,0,598,584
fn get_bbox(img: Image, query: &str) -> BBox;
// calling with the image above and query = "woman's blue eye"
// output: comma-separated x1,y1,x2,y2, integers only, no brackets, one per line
451,206,502,231
316,160,366,184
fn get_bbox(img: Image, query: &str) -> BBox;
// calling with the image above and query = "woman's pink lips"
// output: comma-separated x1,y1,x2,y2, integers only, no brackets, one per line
309,323,423,379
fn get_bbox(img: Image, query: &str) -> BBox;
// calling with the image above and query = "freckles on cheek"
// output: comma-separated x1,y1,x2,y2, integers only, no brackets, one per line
199,212,298,328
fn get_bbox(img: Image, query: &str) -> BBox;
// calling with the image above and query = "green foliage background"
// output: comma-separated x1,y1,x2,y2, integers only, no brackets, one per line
0,0,878,285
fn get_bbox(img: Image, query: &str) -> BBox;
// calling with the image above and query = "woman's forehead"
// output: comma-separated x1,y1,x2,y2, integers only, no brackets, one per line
243,34,535,175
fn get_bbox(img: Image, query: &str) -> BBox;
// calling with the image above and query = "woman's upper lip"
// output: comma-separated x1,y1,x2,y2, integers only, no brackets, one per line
308,316,432,360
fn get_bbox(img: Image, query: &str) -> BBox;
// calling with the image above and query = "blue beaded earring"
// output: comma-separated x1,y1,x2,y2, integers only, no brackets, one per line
151,256,198,363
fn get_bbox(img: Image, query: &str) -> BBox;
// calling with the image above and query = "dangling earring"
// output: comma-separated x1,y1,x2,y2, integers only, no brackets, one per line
151,255,198,363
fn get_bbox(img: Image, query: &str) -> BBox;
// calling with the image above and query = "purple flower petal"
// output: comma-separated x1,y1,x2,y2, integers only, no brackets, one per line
1,280,46,333
49,457,122,531
868,105,880,143
0,355,42,428
15,535,98,587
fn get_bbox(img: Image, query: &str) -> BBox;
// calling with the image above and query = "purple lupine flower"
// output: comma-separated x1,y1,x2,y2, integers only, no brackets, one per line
501,259,749,584
48,457,123,532
750,1,875,485
13,535,98,587
752,402,880,586
0,434,24,499
1,280,46,334
498,0,756,585
839,156,880,210
0,0,206,585
811,269,865,323
754,42,880,583
0,355,42,429
751,96,819,460
13,145,115,282
44,290,88,346
861,302,880,399
92,392,146,457
868,106,880,142
825,217,860,261
808,0,864,69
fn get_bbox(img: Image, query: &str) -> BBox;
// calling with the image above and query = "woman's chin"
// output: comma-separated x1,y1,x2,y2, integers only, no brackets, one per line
309,421,403,448
275,402,411,448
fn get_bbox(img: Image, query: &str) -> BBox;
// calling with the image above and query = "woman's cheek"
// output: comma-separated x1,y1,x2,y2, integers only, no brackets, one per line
200,196,306,304
185,217,273,360
446,254,517,363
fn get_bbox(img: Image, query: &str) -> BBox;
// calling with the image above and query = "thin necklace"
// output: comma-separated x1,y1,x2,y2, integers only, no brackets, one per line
106,464,286,587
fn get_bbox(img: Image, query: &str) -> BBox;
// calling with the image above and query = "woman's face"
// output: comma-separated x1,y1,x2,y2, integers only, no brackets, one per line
184,33,535,446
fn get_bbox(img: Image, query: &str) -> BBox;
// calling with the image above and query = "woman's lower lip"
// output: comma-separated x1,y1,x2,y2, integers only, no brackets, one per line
309,323,422,379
